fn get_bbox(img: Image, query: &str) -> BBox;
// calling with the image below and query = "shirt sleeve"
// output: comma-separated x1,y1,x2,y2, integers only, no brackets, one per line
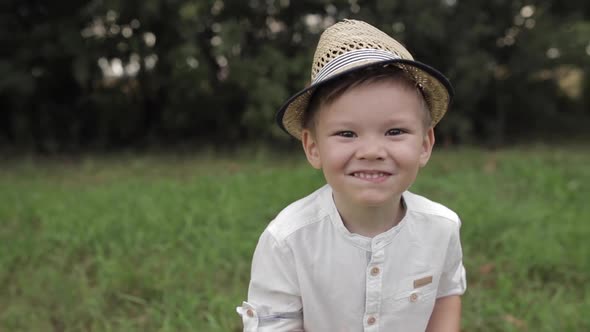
436,218,467,298
237,229,304,332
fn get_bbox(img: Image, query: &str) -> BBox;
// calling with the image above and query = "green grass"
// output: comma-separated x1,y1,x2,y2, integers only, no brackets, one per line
1,146,589,331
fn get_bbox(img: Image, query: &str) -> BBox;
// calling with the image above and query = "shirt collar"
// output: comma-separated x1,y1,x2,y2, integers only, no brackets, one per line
319,184,410,251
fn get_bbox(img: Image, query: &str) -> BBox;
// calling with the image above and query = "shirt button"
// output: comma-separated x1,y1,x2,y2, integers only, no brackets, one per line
246,309,255,317
370,267,380,276
367,316,376,325
410,293,419,302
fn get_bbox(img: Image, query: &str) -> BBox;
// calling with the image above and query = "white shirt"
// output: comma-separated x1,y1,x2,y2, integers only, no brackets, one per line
238,184,466,332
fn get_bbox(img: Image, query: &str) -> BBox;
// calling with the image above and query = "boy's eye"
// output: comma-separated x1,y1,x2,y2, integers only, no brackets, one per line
335,131,356,138
386,128,404,136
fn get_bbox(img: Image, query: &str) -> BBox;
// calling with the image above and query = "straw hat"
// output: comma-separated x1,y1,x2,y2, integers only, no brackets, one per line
276,19,454,139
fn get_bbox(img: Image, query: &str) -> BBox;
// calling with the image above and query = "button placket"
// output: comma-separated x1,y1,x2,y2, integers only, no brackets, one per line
364,247,385,329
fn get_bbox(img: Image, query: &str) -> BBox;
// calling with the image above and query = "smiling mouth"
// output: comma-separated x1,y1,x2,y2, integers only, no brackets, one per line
350,171,392,179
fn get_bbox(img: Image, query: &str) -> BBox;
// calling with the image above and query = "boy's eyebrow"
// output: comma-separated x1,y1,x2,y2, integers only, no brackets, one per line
321,121,364,130
328,115,416,125
322,120,417,132
324,119,358,126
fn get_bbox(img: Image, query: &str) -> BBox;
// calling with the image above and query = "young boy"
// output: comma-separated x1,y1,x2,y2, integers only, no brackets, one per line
237,19,466,332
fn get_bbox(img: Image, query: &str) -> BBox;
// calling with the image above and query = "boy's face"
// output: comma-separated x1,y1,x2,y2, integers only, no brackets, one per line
302,80,435,208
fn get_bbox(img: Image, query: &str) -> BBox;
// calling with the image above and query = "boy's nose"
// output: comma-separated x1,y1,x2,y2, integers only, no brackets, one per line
355,138,386,160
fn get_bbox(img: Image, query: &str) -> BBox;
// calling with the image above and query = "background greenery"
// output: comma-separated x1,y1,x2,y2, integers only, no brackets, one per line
1,0,589,153
1,146,589,331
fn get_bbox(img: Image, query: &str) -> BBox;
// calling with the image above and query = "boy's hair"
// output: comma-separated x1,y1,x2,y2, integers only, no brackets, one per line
303,66,432,132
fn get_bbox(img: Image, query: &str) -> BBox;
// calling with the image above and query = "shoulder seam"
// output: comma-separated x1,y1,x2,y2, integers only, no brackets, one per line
269,211,331,243
408,209,461,226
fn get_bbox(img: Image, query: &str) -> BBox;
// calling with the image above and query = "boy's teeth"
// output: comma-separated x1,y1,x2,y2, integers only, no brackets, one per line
354,172,385,179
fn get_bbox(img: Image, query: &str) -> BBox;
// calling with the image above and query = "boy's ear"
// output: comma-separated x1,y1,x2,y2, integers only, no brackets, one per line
301,129,322,169
419,127,436,167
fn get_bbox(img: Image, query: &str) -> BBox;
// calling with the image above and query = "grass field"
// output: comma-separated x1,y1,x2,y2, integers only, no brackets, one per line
1,146,589,331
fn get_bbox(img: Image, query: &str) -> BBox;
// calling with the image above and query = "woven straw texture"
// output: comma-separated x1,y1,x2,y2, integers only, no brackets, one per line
280,19,451,140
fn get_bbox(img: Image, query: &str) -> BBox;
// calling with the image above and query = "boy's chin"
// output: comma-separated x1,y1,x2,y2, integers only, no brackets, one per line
346,192,401,208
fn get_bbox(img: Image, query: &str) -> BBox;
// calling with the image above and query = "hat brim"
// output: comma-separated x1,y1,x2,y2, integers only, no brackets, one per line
276,59,454,139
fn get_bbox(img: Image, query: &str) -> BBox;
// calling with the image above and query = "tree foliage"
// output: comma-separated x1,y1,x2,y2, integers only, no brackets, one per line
1,0,589,152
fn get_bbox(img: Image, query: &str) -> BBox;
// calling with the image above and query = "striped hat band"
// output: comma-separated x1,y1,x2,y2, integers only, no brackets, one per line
313,49,401,83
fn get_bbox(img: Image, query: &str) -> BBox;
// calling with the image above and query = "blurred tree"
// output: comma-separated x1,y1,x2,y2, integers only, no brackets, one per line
0,0,588,152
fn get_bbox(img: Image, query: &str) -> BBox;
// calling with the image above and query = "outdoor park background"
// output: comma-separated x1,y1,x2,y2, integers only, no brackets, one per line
0,0,589,331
